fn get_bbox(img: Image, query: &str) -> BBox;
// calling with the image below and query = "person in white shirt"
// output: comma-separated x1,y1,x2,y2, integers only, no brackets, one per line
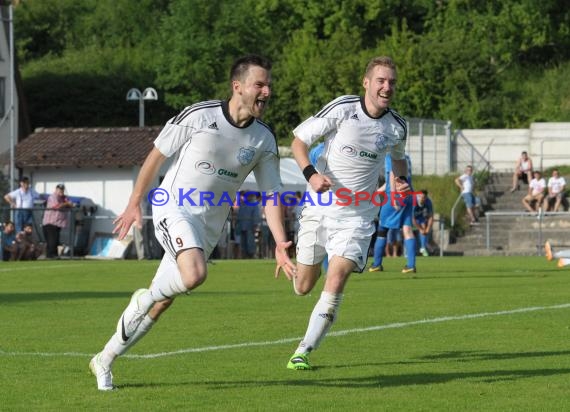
455,165,479,225
510,151,533,192
522,170,546,213
89,55,296,391
282,56,410,371
542,168,567,212
3,176,40,233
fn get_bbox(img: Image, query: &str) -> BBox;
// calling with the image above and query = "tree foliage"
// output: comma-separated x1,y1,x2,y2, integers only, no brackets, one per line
14,0,570,140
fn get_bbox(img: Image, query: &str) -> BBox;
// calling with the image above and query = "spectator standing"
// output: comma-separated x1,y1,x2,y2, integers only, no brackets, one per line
522,171,546,213
42,183,74,259
385,228,402,258
455,165,479,226
510,151,533,192
4,177,40,233
236,192,261,258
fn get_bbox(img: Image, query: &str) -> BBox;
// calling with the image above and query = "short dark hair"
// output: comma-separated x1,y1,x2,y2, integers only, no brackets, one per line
365,56,396,77
230,54,272,82
20,176,29,183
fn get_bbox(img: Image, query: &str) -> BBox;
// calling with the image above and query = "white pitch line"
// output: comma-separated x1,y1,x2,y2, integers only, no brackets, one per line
0,263,85,272
1,303,569,359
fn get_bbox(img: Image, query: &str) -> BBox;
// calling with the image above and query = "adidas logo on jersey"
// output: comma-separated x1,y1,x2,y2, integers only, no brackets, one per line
350,113,359,120
208,122,219,130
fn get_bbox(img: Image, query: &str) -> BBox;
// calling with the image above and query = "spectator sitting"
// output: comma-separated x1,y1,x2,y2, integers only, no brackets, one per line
1,221,17,261
14,223,43,261
542,169,567,212
510,151,533,192
413,190,434,256
522,170,546,213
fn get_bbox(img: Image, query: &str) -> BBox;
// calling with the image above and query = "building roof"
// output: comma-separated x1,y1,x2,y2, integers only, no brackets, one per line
16,127,161,168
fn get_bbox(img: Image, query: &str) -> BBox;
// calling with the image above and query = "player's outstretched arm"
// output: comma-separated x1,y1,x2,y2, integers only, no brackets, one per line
264,199,296,280
113,147,167,240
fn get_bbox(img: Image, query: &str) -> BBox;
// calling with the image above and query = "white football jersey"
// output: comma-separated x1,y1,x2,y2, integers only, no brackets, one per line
154,100,282,229
293,95,407,219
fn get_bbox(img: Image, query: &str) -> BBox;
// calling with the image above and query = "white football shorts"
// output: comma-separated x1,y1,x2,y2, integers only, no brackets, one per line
295,211,375,272
152,205,220,259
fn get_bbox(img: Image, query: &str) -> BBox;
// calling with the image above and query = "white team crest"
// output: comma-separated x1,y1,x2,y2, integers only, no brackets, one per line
375,134,387,151
237,147,255,165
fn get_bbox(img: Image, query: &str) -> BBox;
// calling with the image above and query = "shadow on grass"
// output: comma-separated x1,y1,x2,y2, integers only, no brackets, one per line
415,349,570,363
0,289,285,304
0,291,131,304
356,273,552,282
123,366,570,390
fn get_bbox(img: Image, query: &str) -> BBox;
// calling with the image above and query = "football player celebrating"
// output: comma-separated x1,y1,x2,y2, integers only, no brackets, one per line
89,55,295,390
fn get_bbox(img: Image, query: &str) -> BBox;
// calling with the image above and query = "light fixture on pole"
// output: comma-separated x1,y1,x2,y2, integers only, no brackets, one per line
126,87,158,127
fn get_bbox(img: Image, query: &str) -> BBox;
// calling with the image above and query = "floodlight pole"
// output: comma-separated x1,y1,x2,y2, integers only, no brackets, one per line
9,4,14,190
126,87,158,127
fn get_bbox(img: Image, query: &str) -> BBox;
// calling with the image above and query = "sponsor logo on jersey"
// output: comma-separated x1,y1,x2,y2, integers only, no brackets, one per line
359,150,377,159
340,144,357,157
350,113,359,120
218,168,238,178
195,160,216,175
237,147,255,165
208,122,219,130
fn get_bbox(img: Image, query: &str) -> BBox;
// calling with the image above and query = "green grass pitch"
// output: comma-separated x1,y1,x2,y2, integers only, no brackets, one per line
1,256,570,411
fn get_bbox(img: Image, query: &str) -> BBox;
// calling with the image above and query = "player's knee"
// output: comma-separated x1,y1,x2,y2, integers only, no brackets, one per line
177,263,208,290
292,267,320,296
293,277,313,296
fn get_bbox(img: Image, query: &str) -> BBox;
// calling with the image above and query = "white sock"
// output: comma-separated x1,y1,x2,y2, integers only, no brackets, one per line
561,258,570,266
295,291,343,354
101,315,156,367
149,255,188,300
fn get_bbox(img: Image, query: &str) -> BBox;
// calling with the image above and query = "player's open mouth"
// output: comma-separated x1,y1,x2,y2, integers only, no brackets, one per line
256,99,266,109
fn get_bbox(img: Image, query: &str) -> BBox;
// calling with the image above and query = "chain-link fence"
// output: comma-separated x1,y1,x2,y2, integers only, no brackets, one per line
406,118,452,175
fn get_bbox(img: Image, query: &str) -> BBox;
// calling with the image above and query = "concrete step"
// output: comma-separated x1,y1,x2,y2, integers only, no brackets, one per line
448,170,570,256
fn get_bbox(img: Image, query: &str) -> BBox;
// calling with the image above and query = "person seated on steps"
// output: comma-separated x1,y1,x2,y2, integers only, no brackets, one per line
522,170,546,213
510,151,533,192
542,168,567,212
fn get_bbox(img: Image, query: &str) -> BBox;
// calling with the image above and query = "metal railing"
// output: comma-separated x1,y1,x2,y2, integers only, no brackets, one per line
0,207,80,259
452,130,493,173
484,210,570,255
406,118,453,175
